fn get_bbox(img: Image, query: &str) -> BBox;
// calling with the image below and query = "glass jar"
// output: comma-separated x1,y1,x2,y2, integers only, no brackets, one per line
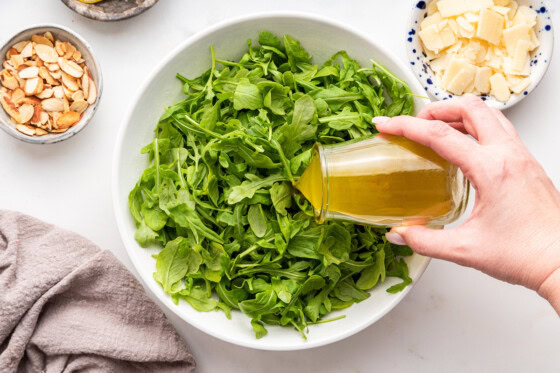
295,135,470,227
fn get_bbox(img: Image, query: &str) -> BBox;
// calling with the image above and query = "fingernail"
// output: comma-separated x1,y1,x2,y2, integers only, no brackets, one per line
386,231,406,245
372,116,390,125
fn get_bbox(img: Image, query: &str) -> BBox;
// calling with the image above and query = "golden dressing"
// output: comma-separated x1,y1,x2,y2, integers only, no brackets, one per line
294,135,465,226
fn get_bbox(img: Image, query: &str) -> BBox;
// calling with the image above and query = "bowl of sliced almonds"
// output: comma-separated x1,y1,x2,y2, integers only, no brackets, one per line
0,24,102,144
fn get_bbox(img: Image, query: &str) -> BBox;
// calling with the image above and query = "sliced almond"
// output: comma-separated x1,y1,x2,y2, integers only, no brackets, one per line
11,88,25,105
49,70,62,81
32,34,54,48
62,85,74,100
1,96,22,122
63,42,76,59
35,44,58,63
52,111,61,128
61,71,79,91
35,127,48,136
40,111,49,125
6,48,18,60
3,61,16,73
51,128,68,133
23,96,41,106
24,78,40,95
71,90,84,101
12,41,29,53
20,42,33,58
14,75,24,89
41,98,64,112
44,31,54,42
16,124,35,136
46,63,60,72
72,50,82,62
39,67,57,85
55,40,65,57
70,99,88,113
19,104,34,123
19,66,39,79
58,57,83,78
53,86,64,99
57,111,80,128
87,79,97,105
10,54,24,68
36,87,53,99
31,104,42,124
63,97,70,112
0,70,20,90
81,73,89,100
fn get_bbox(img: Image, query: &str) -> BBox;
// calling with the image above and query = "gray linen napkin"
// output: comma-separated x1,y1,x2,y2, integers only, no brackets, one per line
0,211,196,373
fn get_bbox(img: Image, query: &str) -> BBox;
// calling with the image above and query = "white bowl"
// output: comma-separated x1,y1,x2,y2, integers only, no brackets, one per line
406,0,554,110
0,24,103,144
113,12,431,351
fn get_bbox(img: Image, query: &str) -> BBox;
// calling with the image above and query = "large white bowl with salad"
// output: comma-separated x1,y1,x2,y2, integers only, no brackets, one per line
113,12,431,350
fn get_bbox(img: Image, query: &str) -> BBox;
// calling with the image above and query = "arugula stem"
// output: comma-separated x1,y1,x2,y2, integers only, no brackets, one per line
154,138,161,192
307,315,346,325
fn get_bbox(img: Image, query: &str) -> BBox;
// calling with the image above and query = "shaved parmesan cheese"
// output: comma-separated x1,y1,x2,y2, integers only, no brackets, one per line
447,64,477,94
475,67,492,93
510,77,530,94
419,24,444,52
490,73,511,102
421,12,444,30
513,6,537,27
467,0,493,12
512,39,531,72
494,0,512,5
441,57,470,87
456,16,475,33
503,24,531,55
439,26,457,48
477,9,504,45
431,54,450,72
428,0,440,15
437,0,466,18
492,6,511,16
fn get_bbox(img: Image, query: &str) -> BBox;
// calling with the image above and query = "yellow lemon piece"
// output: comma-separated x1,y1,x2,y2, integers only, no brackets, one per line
78,0,104,4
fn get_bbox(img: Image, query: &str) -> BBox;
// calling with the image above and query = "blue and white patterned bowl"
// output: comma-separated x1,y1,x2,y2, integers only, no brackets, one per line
406,0,554,110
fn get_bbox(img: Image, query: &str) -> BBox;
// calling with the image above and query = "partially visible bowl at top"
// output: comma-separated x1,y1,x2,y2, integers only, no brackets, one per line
406,0,554,110
0,24,103,144
113,12,431,351
61,0,159,22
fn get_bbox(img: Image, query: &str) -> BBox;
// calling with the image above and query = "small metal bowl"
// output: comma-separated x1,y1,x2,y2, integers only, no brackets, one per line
61,0,159,22
0,24,103,144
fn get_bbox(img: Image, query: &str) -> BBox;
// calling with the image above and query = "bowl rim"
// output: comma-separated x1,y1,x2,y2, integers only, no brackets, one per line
0,23,103,144
404,0,555,110
112,11,431,351
60,0,160,22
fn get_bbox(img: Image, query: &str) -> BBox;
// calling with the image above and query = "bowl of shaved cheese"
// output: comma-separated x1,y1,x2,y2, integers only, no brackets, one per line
406,0,554,109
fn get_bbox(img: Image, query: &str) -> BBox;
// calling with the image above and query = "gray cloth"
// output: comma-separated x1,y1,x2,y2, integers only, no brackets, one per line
0,211,196,373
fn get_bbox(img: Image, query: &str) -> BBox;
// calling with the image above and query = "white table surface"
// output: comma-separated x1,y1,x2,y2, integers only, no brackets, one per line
1,1,559,372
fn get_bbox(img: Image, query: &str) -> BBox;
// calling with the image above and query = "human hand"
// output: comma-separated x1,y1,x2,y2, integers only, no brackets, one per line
374,97,560,314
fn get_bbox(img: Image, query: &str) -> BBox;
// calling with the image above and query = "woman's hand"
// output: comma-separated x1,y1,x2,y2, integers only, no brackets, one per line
374,96,560,315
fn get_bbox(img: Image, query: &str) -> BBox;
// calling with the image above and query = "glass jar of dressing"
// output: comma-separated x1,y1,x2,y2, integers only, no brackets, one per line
294,135,470,227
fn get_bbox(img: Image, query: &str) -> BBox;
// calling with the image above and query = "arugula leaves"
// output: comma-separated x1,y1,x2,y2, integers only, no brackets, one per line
129,31,415,339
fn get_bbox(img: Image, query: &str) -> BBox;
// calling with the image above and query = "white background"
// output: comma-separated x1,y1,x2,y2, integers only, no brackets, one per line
1,1,559,372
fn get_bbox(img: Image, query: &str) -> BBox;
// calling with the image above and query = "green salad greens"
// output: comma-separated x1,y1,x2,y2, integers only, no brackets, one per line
129,31,414,339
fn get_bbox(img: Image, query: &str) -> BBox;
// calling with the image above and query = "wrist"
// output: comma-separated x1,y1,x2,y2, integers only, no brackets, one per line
538,266,560,316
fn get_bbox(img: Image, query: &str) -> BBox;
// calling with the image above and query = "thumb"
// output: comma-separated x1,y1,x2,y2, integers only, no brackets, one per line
386,225,468,264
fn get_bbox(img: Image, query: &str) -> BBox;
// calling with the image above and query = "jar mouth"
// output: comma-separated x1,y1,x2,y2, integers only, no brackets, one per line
313,143,329,224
